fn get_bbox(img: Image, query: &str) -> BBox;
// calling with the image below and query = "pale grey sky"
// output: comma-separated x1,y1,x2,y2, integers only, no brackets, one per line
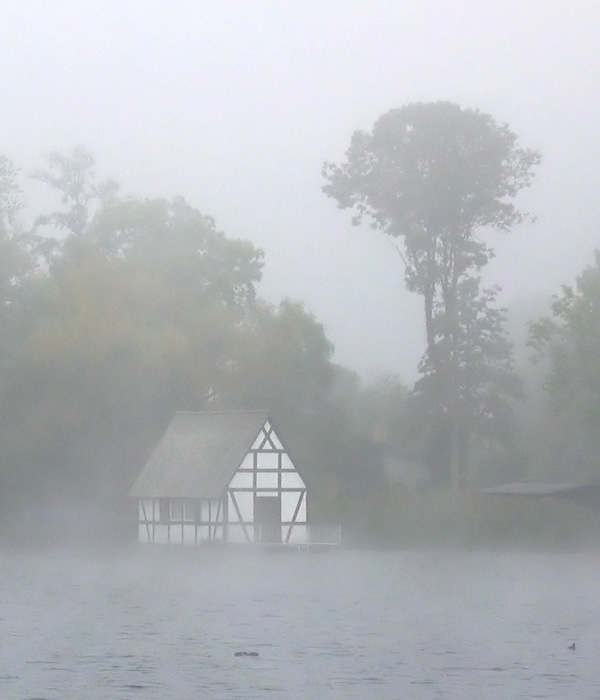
3,1,600,380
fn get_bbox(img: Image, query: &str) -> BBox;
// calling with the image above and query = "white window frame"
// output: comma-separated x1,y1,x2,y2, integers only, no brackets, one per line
183,499,195,522
170,499,183,522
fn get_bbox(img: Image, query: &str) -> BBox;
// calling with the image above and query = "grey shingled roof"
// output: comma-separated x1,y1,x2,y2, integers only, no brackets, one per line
129,410,269,498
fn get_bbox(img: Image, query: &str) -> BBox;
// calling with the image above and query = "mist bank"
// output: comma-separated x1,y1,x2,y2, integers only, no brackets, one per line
338,488,600,551
0,148,598,552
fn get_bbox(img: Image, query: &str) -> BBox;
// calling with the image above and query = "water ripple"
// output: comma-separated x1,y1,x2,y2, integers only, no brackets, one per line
0,549,599,699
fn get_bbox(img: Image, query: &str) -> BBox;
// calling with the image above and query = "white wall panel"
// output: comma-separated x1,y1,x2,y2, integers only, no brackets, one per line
281,472,305,489
169,525,184,544
256,452,278,470
138,524,150,543
280,454,295,471
298,499,307,522
210,499,223,521
286,524,307,544
236,491,253,520
270,430,283,449
183,525,196,545
256,471,278,489
239,453,254,470
228,524,250,543
198,500,208,522
229,492,253,522
154,525,169,544
227,494,236,521
140,498,159,521
281,491,305,521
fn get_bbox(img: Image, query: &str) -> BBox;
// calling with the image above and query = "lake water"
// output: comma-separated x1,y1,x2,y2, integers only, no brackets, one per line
0,547,598,699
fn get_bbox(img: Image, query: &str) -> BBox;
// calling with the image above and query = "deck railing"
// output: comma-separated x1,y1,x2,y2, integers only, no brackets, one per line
257,523,342,547
307,524,342,546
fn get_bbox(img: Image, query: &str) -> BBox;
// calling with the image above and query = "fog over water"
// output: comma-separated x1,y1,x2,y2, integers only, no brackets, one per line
3,7,600,696
3,2,600,379
2,549,598,699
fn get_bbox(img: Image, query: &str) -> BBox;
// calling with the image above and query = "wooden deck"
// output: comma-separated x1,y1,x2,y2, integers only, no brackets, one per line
256,524,342,549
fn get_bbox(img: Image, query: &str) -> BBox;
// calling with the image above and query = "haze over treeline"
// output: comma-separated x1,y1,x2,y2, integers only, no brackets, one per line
0,126,599,544
4,3,600,384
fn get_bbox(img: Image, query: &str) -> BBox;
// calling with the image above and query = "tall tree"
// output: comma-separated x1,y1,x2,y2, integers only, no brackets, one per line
323,102,539,488
414,278,523,485
32,146,118,238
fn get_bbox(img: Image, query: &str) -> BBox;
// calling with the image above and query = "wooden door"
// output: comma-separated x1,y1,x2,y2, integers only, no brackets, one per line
254,496,281,543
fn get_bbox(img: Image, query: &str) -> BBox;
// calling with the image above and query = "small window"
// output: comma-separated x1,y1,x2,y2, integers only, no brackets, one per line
183,499,196,522
159,498,169,523
170,500,183,522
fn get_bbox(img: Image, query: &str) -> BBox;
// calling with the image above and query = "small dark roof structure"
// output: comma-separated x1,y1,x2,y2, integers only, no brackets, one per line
130,410,269,499
480,482,584,496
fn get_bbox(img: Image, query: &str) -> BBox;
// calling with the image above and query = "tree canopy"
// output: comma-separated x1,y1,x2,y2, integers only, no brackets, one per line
323,102,540,488
0,141,580,548
529,251,600,479
0,148,367,524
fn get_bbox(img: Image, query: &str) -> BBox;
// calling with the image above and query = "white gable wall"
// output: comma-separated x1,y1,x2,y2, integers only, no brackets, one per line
226,420,307,544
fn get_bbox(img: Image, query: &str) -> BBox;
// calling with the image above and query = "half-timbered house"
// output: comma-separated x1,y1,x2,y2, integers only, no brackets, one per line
130,410,339,546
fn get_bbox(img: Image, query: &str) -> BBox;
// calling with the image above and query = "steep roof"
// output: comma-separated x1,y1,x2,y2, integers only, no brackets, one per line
129,410,269,498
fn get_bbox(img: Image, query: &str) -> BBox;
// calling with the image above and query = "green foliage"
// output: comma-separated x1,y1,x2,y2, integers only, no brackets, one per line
323,102,539,285
87,196,264,309
0,142,550,545
0,157,36,301
0,157,39,373
529,251,600,478
339,488,600,548
414,278,523,485
4,188,270,502
323,102,539,488
32,146,119,237
0,156,23,229
221,298,334,417
0,149,353,516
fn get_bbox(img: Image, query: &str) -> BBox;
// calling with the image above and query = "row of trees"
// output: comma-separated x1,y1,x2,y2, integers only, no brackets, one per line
324,101,600,492
0,102,598,537
0,147,424,532
529,253,600,480
0,150,345,518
